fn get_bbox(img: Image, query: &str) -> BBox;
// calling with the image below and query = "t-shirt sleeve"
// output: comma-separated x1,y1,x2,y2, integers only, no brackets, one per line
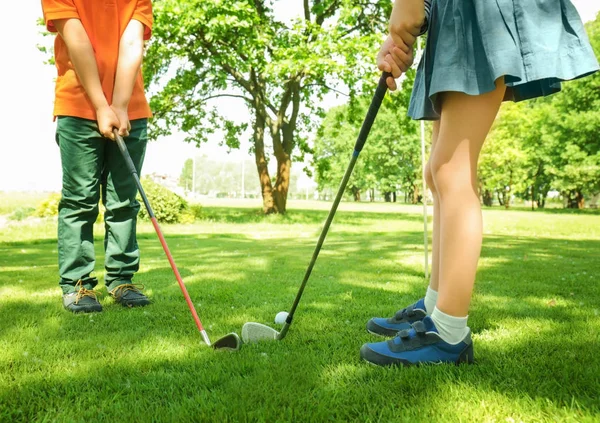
41,0,80,33
132,0,153,40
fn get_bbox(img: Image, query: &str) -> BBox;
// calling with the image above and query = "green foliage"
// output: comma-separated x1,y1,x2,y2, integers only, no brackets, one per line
137,178,189,223
36,17,55,66
8,207,36,222
145,0,392,212
34,193,62,217
313,71,423,202
179,158,193,192
481,15,600,209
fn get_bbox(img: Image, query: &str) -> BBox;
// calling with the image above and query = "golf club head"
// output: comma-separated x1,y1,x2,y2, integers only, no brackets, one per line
241,322,280,343
212,332,242,351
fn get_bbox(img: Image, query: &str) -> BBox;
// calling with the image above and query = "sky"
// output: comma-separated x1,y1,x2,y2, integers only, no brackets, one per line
0,1,598,192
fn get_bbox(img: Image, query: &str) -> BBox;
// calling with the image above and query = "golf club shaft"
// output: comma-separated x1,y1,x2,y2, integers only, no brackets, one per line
281,73,389,335
114,130,211,346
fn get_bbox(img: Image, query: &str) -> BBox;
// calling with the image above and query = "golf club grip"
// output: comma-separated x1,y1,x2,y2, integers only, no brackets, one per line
353,72,389,153
114,131,155,218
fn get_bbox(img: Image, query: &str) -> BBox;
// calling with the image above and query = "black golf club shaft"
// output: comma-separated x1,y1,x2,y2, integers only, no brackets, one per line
281,72,389,336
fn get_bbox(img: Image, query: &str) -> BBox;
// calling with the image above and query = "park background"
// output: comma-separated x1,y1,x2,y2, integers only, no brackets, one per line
0,1,599,422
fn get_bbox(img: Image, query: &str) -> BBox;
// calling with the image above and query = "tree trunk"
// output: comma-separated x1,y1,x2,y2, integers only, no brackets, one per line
412,185,420,204
482,189,493,207
576,190,585,209
497,191,504,206
351,186,361,201
505,172,513,209
384,192,391,202
392,191,396,202
267,80,300,214
253,110,276,214
272,152,291,213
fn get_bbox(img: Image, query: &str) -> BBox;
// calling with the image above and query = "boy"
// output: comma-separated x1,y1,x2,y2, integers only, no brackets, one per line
42,0,154,312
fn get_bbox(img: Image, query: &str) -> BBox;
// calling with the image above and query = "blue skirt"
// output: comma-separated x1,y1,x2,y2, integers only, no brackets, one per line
408,0,600,120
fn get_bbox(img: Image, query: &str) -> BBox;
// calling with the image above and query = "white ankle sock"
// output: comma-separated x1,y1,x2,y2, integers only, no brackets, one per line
430,307,470,344
423,286,438,315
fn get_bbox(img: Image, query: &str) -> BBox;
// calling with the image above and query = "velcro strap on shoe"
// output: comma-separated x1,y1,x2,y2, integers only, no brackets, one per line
388,324,441,353
398,329,411,339
393,305,415,321
412,321,427,336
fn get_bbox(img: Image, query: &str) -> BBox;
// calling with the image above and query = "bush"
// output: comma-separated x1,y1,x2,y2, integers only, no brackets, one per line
8,207,36,221
35,181,191,224
35,193,62,217
137,178,189,223
35,193,104,223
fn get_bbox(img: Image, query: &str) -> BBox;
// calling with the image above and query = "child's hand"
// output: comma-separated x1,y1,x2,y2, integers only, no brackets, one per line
111,105,131,137
389,0,426,49
377,35,414,91
96,105,120,140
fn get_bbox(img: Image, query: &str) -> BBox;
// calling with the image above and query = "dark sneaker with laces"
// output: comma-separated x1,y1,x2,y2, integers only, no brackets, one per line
360,316,474,367
63,283,102,313
366,298,427,337
110,284,150,307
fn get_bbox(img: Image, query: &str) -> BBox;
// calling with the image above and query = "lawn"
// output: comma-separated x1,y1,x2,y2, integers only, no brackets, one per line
0,199,599,422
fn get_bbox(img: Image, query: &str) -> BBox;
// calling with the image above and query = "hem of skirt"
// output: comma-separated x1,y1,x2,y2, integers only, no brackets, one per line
408,62,599,120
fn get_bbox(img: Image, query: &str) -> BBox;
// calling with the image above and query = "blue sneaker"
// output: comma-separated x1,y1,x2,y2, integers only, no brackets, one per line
366,298,427,337
360,316,474,367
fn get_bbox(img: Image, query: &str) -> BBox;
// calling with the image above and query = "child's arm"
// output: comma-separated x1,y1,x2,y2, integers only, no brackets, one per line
111,19,145,137
389,0,426,51
54,19,120,139
377,0,427,90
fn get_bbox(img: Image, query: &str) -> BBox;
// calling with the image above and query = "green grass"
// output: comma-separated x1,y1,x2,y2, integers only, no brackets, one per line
1,200,599,422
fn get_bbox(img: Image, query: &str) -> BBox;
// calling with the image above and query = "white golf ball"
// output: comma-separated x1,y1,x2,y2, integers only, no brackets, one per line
274,311,288,325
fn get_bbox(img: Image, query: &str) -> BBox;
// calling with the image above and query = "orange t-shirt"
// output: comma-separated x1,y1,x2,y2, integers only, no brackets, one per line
42,0,153,120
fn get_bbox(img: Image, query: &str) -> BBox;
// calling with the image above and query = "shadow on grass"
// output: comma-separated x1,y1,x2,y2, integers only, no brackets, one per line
1,215,599,421
485,205,600,216
192,205,428,225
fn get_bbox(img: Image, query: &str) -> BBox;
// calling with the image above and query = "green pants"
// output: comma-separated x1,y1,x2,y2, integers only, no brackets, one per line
57,117,148,294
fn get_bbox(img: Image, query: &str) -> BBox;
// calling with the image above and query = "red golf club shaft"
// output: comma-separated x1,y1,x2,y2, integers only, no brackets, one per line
114,130,210,345
150,217,205,332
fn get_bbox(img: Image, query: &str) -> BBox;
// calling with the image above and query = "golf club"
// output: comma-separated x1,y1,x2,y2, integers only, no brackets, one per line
114,129,241,351
229,72,390,344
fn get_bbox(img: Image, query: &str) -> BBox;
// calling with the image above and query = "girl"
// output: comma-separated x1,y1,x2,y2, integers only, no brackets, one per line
361,0,599,366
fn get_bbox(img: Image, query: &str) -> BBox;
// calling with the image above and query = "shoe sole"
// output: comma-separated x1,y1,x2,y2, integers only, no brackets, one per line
360,344,474,367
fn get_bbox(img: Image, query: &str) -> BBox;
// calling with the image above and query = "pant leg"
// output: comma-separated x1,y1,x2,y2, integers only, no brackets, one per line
102,119,148,291
57,117,105,294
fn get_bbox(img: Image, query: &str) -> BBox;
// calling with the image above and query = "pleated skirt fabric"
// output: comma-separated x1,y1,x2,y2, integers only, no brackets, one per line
408,0,599,120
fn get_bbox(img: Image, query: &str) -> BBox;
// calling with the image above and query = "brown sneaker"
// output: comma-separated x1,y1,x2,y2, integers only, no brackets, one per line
110,283,150,307
62,280,102,313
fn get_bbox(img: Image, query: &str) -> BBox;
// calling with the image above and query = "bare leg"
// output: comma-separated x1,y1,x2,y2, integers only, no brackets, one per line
431,80,506,317
424,121,440,291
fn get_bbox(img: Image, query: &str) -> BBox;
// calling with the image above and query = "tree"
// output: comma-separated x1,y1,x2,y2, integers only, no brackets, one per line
478,15,600,209
313,71,423,202
540,16,600,208
179,158,193,192
480,102,532,209
146,0,391,214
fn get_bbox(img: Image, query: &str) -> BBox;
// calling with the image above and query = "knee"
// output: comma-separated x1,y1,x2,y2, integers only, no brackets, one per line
424,161,436,195
429,157,476,199
104,198,140,220
59,192,100,218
